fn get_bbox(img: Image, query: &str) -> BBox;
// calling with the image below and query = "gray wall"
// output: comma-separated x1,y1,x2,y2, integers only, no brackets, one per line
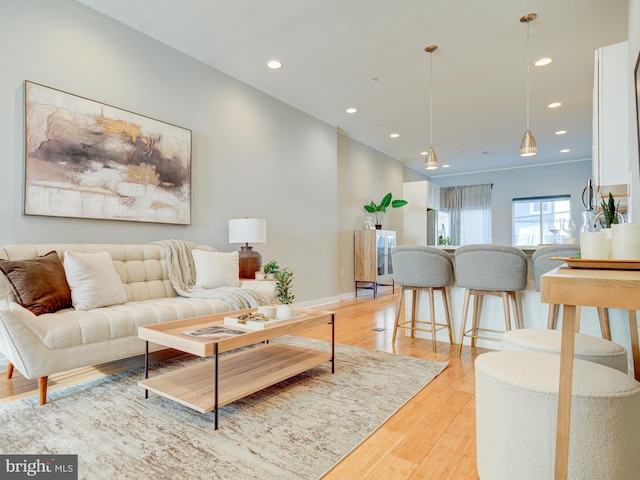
431,160,592,245
0,0,341,303
336,131,426,295
630,0,640,221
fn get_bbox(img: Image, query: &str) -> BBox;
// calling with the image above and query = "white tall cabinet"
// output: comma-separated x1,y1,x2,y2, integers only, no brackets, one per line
354,229,396,297
403,180,440,246
593,41,629,187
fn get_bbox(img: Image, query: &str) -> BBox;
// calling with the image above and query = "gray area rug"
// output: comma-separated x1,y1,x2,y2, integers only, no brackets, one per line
1,336,447,480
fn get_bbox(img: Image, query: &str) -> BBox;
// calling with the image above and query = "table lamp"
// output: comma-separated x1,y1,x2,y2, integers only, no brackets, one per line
228,218,267,279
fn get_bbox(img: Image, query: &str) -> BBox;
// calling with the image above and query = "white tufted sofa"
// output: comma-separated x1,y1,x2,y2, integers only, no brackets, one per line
0,243,276,404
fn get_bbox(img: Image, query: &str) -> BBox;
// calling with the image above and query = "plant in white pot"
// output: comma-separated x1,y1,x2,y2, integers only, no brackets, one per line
274,267,295,319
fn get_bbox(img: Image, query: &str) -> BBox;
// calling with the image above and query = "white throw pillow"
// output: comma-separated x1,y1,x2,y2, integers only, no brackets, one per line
192,250,239,289
63,251,127,311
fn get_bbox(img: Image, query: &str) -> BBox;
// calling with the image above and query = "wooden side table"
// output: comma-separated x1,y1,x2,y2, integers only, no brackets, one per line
540,266,640,479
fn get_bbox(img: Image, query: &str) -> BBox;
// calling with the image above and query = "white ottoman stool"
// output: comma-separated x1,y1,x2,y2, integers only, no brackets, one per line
502,329,628,374
475,351,640,480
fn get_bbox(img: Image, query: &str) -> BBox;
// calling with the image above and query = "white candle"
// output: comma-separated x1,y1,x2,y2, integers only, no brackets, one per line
580,231,610,259
611,223,640,260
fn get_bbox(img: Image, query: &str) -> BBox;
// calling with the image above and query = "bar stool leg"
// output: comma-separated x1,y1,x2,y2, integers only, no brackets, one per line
598,307,611,340
471,293,483,347
392,285,405,344
410,287,418,338
441,287,454,345
547,304,559,329
511,292,524,329
458,289,472,356
501,292,511,331
428,287,437,352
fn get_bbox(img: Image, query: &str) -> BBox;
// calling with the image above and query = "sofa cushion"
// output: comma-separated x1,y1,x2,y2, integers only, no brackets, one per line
0,251,72,315
64,251,127,311
192,250,239,289
24,296,240,349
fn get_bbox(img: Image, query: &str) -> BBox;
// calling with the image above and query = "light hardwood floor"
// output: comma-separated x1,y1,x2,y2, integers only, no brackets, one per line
0,289,488,479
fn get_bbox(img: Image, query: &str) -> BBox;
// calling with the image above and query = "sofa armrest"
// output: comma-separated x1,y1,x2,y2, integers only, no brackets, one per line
0,301,44,378
239,280,276,304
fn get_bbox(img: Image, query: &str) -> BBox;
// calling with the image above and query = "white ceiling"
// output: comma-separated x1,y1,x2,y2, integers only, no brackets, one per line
76,0,628,177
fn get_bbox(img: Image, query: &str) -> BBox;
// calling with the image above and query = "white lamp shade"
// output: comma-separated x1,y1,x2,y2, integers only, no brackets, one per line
228,218,267,244
520,129,537,157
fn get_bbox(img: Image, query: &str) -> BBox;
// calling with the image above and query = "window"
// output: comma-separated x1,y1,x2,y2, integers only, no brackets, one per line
440,184,492,245
512,195,571,245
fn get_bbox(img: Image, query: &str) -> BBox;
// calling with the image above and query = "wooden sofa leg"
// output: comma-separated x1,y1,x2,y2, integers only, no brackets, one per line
38,376,48,405
6,361,13,379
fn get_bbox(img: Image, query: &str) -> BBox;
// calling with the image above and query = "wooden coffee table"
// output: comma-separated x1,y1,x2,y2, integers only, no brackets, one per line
138,307,335,429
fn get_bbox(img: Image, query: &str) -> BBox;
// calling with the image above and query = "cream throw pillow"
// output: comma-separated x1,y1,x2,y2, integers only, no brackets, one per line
63,251,127,311
192,250,239,289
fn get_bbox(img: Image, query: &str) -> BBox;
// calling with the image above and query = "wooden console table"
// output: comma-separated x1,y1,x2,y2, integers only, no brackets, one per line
540,266,640,480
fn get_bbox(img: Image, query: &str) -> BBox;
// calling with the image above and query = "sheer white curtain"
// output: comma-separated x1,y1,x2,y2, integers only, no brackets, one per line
440,184,492,245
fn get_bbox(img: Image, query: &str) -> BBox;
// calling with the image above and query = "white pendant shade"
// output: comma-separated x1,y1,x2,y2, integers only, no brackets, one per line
424,146,439,170
519,129,537,157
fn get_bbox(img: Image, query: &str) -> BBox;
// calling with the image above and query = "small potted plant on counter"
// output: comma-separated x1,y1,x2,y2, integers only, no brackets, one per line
598,192,623,228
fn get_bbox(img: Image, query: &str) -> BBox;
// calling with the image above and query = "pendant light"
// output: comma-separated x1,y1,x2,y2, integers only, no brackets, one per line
424,45,439,170
520,13,537,157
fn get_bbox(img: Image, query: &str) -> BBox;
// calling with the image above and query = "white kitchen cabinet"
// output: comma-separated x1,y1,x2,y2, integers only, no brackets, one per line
403,180,440,245
593,41,629,187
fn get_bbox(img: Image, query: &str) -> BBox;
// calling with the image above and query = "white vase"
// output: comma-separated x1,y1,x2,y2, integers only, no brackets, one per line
276,304,294,320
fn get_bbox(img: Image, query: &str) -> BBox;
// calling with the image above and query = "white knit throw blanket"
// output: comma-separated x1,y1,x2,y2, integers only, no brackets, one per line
153,240,269,310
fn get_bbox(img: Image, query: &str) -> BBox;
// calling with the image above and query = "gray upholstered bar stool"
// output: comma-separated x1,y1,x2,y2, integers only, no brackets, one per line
455,244,528,356
533,244,612,339
390,246,455,352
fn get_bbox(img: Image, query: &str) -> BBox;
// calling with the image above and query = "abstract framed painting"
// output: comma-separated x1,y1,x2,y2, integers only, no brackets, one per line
24,81,191,225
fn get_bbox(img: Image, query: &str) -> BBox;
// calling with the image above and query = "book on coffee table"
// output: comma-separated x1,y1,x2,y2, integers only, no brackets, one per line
181,325,245,341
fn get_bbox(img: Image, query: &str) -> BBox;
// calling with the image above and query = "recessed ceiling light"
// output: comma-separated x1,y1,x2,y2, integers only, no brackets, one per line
420,151,428,156
442,164,450,168
346,107,358,114
547,102,562,108
266,59,283,69
560,148,571,153
555,130,567,135
534,57,553,67
389,133,400,138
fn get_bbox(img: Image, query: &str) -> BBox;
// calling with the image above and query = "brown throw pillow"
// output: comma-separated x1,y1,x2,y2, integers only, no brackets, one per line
0,251,72,315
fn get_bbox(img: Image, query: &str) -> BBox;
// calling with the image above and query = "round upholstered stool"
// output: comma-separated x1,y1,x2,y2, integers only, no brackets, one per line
475,351,640,480
502,329,628,374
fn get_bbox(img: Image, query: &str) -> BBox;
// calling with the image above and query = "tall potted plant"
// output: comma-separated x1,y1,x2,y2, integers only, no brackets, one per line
274,267,295,319
363,193,408,229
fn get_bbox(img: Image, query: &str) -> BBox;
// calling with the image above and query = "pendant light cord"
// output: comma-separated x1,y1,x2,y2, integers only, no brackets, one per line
526,19,530,130
429,50,434,145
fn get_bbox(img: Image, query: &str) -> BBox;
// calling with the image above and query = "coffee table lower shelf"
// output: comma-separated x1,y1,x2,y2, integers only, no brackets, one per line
138,343,332,413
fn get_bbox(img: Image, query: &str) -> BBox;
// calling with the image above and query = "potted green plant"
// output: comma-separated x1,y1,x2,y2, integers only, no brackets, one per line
363,193,408,229
274,267,295,319
599,192,623,228
263,260,280,279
